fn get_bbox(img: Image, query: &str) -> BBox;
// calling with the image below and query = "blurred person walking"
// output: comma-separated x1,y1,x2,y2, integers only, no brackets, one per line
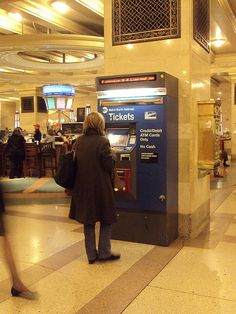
69,112,120,264
0,182,36,299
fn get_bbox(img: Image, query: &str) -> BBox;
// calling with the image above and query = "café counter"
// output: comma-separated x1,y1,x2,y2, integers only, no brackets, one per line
0,141,69,177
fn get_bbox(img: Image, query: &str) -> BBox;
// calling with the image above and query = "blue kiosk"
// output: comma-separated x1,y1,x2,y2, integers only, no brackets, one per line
96,72,178,245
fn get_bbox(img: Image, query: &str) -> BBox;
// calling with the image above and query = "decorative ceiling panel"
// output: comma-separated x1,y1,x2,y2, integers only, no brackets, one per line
112,0,181,45
193,0,210,53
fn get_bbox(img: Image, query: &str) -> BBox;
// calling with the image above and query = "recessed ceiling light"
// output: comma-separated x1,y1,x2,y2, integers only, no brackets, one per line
51,1,70,14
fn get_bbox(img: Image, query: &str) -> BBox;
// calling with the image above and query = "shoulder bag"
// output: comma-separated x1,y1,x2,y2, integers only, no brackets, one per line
54,140,79,189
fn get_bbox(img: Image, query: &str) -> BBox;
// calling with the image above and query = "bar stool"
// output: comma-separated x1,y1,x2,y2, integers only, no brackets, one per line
39,142,56,177
24,143,40,177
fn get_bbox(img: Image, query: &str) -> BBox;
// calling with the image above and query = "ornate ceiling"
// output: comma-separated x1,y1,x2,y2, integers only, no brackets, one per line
0,0,235,100
0,0,104,99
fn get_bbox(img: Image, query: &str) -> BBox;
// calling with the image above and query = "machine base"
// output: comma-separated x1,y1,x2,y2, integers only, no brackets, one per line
112,209,178,246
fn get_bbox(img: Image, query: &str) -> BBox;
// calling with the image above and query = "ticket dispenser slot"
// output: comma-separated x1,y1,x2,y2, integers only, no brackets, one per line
115,168,131,193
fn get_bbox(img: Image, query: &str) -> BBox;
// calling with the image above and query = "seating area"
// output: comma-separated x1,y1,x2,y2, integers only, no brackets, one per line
0,142,65,178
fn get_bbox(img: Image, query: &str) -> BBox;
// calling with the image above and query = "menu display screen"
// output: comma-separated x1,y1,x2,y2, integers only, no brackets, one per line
106,128,129,147
67,98,73,109
57,98,66,109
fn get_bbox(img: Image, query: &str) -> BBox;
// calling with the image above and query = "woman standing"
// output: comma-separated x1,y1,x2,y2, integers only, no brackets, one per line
69,112,120,264
6,128,25,179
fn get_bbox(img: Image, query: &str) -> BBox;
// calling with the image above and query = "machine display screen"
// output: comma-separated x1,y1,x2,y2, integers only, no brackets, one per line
107,128,129,147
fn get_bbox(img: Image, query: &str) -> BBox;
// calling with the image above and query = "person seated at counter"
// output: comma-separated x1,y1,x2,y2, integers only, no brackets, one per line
6,128,25,179
53,123,68,142
43,128,55,149
33,123,42,143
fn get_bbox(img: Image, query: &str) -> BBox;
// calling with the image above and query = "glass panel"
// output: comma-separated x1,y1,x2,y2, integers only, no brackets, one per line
47,97,56,110
57,98,66,109
67,98,73,109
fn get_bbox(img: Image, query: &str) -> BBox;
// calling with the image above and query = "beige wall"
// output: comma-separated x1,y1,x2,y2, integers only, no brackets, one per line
0,101,16,130
73,93,97,113
231,81,236,158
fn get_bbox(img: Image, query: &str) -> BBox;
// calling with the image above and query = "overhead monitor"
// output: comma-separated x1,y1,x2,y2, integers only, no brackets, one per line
43,84,75,97
106,128,129,147
47,97,56,110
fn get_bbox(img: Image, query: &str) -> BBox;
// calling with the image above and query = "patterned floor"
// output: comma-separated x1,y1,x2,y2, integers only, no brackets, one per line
0,164,235,313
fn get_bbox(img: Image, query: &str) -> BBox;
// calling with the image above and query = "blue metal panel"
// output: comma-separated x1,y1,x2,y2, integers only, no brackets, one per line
99,100,167,213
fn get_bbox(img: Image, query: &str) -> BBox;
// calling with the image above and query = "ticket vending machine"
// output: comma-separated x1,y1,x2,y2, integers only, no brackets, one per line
96,72,178,245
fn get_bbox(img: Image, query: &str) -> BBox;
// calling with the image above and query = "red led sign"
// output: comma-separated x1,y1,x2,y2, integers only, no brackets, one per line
100,75,156,85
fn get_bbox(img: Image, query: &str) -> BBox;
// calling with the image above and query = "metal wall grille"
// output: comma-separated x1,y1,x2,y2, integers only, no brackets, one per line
112,0,181,45
193,0,210,53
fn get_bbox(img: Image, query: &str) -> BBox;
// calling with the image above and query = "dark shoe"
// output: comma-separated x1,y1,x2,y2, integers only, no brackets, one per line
11,287,38,300
98,254,120,262
88,252,98,264
89,257,98,264
223,163,230,167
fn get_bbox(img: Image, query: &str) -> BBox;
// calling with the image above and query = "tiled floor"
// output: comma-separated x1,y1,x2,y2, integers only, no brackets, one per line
0,163,235,313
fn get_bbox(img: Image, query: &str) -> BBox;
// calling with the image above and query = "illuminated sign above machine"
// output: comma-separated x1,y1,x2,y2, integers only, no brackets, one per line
42,84,75,97
100,75,156,85
97,88,167,99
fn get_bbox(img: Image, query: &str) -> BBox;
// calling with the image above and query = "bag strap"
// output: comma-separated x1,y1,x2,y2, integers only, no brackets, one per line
72,137,80,160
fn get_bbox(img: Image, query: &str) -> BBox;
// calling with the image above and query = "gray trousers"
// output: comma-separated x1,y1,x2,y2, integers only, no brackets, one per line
84,223,112,261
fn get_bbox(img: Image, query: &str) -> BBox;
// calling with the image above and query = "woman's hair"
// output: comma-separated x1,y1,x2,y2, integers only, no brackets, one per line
83,112,105,135
47,128,54,136
13,128,21,135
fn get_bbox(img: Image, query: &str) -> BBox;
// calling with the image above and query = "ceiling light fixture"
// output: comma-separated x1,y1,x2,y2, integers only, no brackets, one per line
51,1,70,14
8,12,23,22
211,26,226,48
211,38,226,48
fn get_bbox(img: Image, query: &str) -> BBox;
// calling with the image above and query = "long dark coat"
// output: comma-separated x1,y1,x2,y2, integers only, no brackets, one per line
0,183,5,235
69,129,116,225
6,134,25,161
